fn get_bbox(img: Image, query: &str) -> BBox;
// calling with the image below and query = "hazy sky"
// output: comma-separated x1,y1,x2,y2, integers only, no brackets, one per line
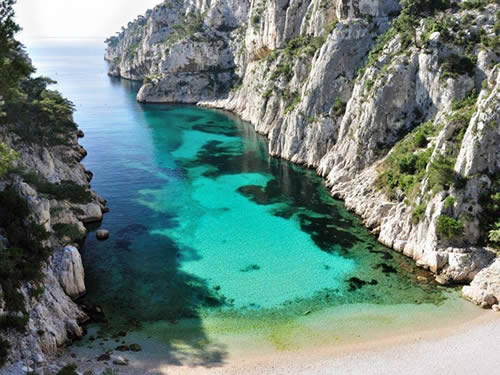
15,0,161,39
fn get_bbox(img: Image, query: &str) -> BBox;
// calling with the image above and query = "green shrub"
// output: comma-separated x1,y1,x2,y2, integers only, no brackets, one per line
125,43,139,61
480,190,500,247
270,62,293,80
262,88,273,99
412,203,427,223
2,77,77,146
401,0,451,14
439,54,476,80
399,154,418,174
449,91,478,128
1,1,76,148
358,0,452,79
29,286,44,298
0,0,35,103
0,188,52,322
0,143,18,177
443,196,456,209
22,173,92,204
282,90,301,114
488,222,500,247
459,0,490,10
324,20,338,34
427,154,456,192
251,14,261,26
376,121,436,200
436,215,463,239
332,98,346,116
0,315,29,332
52,223,84,241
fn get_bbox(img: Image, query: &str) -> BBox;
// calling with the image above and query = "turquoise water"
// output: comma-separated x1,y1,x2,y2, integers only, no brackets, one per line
27,39,450,349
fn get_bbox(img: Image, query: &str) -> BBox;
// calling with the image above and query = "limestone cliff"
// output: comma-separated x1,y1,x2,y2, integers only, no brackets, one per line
106,0,500,309
0,104,106,372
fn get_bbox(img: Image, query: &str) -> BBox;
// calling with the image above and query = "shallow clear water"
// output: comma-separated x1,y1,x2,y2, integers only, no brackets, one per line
27,39,454,352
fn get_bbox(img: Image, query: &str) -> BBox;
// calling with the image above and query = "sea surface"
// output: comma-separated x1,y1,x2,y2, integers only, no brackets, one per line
25,39,477,366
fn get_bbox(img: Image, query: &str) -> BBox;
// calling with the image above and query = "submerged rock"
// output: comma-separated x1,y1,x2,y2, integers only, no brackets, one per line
240,264,261,272
96,353,110,361
129,343,142,352
96,229,109,240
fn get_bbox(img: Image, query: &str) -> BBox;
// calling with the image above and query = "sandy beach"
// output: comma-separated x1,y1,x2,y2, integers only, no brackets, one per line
60,299,500,375
212,311,500,375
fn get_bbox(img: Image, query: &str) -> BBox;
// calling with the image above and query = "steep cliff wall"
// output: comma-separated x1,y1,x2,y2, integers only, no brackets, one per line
0,121,106,372
0,28,106,369
106,0,500,309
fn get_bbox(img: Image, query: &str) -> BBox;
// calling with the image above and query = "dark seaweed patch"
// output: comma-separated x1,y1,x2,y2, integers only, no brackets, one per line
184,115,204,123
346,277,378,292
114,239,132,252
184,141,269,178
298,214,361,253
237,185,277,205
369,248,394,260
117,224,148,236
374,263,397,274
193,123,239,137
272,206,296,220
240,264,261,272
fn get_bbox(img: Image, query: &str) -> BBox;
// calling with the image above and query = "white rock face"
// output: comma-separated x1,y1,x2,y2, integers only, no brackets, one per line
336,0,400,20
455,66,500,177
0,119,106,369
107,1,499,299
57,246,86,299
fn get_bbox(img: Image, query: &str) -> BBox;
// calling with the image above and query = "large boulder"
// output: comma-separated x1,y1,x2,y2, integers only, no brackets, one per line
463,257,500,310
57,246,86,299
75,202,103,223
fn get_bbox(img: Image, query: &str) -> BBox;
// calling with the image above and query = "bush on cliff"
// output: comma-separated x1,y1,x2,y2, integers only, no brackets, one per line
0,143,17,177
0,0,77,147
0,0,34,104
481,190,500,248
3,77,77,146
436,215,464,240
22,172,93,204
0,188,51,327
376,121,435,200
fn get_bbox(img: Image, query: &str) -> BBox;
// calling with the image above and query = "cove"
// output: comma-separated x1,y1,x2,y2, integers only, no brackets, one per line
27,39,481,366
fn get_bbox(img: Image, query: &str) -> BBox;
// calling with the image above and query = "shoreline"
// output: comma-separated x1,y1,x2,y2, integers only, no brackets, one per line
206,311,500,375
61,295,498,374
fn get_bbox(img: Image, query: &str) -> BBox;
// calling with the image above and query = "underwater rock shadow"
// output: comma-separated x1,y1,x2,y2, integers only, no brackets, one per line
82,211,229,368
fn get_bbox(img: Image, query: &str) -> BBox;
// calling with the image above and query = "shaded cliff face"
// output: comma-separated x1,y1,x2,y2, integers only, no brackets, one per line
0,40,106,370
0,121,107,371
106,0,500,307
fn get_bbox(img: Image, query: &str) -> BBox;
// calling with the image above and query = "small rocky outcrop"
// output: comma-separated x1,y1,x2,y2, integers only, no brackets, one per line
463,257,500,309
